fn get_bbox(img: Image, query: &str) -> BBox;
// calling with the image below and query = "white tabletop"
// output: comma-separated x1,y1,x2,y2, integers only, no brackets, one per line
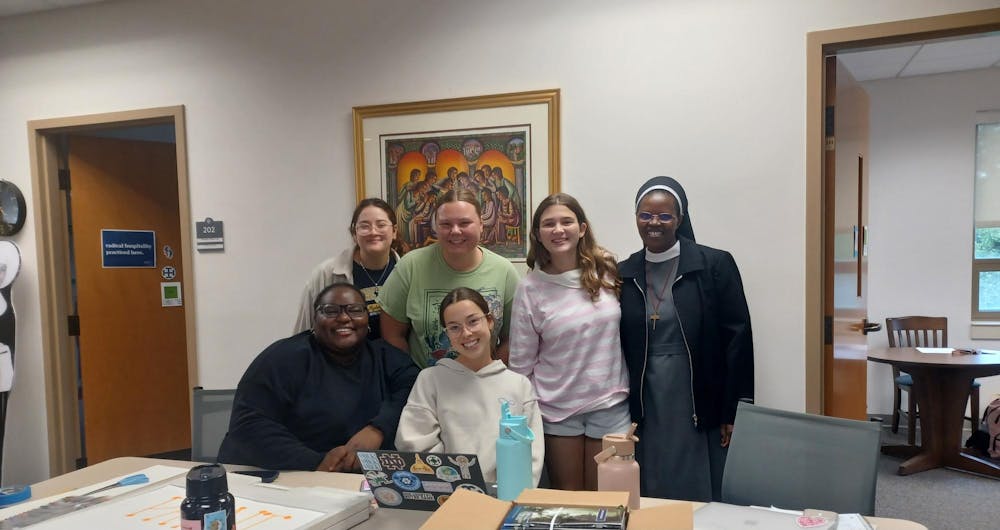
25,457,927,530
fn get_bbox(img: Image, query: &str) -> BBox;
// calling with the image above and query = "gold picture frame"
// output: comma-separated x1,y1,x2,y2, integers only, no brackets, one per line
352,89,560,260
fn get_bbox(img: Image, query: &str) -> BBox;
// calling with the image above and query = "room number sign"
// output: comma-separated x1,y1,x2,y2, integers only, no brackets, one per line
195,218,224,252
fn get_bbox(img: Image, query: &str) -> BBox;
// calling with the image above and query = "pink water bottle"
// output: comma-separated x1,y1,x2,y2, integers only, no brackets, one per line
593,423,640,510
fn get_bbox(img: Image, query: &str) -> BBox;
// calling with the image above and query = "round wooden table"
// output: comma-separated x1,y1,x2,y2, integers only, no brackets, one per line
868,347,1000,478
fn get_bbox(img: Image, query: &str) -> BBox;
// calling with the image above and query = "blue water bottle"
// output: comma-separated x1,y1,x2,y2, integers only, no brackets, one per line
496,400,534,501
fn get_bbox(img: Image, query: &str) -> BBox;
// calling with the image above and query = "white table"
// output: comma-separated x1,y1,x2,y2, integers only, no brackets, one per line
26,457,928,530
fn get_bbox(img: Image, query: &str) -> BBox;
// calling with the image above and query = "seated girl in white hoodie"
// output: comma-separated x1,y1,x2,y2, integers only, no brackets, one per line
395,287,544,485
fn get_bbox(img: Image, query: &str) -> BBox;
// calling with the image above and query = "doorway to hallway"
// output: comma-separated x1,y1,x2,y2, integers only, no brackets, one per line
806,9,1000,416
29,106,198,475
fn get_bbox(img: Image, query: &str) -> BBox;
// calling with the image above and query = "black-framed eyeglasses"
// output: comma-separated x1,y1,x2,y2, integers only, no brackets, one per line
637,211,675,223
315,303,367,318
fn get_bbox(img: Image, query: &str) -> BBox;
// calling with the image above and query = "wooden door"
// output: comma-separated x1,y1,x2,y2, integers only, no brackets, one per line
824,57,873,420
68,134,190,463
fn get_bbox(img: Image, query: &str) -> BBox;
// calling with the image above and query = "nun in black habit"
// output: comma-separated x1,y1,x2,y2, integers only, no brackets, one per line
618,176,754,502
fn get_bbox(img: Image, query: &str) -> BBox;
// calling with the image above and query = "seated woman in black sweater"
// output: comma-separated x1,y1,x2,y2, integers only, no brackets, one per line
218,282,419,471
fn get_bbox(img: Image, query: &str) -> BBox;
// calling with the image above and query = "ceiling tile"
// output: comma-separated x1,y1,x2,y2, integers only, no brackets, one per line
902,34,1000,77
839,45,920,81
0,0,109,18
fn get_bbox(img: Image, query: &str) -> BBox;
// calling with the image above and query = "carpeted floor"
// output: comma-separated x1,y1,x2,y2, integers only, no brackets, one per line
874,419,1000,530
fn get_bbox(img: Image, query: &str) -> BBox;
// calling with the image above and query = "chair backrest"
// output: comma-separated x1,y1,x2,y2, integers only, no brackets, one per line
885,316,947,348
191,387,236,462
721,402,881,515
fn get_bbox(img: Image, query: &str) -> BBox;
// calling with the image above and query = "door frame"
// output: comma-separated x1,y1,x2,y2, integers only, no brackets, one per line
805,9,1000,414
27,106,198,475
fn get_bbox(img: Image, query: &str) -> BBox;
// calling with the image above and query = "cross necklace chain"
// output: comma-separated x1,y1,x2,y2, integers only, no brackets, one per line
646,262,672,331
359,257,391,295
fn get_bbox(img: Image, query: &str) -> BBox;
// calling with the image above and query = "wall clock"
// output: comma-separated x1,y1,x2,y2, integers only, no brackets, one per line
0,181,26,237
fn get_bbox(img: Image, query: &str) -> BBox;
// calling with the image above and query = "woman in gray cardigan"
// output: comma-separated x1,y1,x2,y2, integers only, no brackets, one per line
294,198,402,338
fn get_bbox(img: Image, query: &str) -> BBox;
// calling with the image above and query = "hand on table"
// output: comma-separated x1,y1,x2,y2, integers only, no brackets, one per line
316,425,384,472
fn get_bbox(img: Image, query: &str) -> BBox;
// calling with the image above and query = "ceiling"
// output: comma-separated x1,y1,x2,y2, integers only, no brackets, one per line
0,0,108,18
839,32,1000,82
1,2,997,83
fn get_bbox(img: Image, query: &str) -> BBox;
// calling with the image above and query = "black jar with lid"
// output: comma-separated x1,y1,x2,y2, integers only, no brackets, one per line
180,464,236,530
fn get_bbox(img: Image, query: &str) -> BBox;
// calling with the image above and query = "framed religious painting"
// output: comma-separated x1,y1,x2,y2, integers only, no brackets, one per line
353,89,560,261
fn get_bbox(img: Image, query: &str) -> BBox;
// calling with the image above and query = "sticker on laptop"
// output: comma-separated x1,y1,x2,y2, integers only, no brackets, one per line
357,450,488,511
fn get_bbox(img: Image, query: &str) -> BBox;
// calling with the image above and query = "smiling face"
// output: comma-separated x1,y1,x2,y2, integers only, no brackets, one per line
442,299,494,370
353,205,397,259
435,200,483,258
636,191,680,253
538,204,586,261
313,286,368,357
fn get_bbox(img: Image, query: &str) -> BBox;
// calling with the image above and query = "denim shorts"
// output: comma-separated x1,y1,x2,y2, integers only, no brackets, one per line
543,399,632,438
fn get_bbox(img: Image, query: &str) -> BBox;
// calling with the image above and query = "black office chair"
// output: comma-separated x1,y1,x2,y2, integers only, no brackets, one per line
721,402,881,515
191,387,236,462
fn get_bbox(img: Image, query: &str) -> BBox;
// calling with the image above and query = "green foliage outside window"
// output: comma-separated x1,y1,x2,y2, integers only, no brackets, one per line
975,227,1000,259
974,122,1000,315
976,230,1000,312
980,271,1000,312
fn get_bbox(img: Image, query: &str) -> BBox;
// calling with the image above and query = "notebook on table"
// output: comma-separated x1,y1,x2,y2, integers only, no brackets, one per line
356,450,489,511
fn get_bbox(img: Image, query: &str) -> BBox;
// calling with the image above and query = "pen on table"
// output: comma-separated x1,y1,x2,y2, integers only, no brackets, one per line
79,473,149,496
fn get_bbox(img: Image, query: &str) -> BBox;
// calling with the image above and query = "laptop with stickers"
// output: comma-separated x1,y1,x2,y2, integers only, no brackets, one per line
356,450,490,511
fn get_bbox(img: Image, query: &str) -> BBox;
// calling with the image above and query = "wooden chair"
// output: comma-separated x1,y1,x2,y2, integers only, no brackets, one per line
884,316,980,446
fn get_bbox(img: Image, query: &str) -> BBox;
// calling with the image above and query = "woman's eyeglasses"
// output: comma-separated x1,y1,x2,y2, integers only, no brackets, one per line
315,303,367,318
444,313,488,336
354,221,393,235
637,211,675,223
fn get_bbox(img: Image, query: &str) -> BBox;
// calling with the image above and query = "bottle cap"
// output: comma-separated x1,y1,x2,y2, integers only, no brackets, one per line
499,400,533,441
185,464,229,499
593,445,617,464
0,485,31,506
601,422,639,457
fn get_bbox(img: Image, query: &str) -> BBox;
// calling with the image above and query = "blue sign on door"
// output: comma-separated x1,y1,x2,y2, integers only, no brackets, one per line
101,229,156,268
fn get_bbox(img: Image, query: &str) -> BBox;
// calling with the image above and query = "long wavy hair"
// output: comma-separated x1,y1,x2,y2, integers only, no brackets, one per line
527,193,620,300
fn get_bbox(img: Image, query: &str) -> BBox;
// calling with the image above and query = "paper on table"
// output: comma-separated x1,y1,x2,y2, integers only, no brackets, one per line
25,484,324,530
838,513,875,530
916,347,953,354
0,465,189,520
750,505,802,515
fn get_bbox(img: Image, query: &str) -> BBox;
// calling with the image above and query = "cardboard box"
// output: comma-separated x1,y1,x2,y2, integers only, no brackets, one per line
420,488,693,530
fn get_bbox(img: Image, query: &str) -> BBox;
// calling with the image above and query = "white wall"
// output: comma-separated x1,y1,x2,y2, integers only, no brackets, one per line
865,68,1000,414
1,0,996,484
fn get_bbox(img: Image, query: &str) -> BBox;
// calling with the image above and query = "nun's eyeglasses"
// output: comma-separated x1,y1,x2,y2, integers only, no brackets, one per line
637,211,675,223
